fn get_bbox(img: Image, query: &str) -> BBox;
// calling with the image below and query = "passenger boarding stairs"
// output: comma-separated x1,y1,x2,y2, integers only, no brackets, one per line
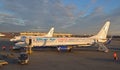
96,42,109,52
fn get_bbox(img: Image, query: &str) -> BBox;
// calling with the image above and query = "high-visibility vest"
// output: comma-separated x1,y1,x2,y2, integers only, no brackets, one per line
113,52,117,57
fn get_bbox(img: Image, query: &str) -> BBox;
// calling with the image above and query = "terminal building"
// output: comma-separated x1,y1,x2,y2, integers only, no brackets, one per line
20,32,73,37
20,32,92,37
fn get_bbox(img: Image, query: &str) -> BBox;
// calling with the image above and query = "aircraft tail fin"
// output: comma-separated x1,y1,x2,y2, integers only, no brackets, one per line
45,27,54,37
91,21,110,42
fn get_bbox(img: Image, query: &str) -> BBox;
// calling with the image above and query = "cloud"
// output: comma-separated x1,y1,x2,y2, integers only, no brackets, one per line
0,0,77,30
0,12,26,26
0,0,120,35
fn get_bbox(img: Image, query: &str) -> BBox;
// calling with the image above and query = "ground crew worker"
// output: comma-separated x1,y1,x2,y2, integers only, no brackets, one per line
113,52,118,61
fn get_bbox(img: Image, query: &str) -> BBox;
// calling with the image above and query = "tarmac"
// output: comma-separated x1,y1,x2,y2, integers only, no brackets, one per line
0,38,120,70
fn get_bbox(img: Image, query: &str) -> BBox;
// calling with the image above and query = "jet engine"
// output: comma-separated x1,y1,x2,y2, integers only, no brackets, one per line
57,46,72,52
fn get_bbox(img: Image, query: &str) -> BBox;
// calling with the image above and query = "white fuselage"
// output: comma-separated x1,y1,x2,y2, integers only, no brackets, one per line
28,37,96,47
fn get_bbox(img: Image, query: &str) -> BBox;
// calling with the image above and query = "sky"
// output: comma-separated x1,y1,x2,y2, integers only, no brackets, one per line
0,0,120,35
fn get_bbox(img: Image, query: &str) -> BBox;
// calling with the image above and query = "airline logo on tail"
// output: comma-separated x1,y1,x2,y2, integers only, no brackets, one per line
91,21,110,42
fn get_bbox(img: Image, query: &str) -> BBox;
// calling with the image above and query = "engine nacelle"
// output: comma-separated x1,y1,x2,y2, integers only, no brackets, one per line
57,46,72,51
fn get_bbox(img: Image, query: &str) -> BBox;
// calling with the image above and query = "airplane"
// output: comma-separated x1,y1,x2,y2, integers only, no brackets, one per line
10,27,54,42
25,21,111,52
